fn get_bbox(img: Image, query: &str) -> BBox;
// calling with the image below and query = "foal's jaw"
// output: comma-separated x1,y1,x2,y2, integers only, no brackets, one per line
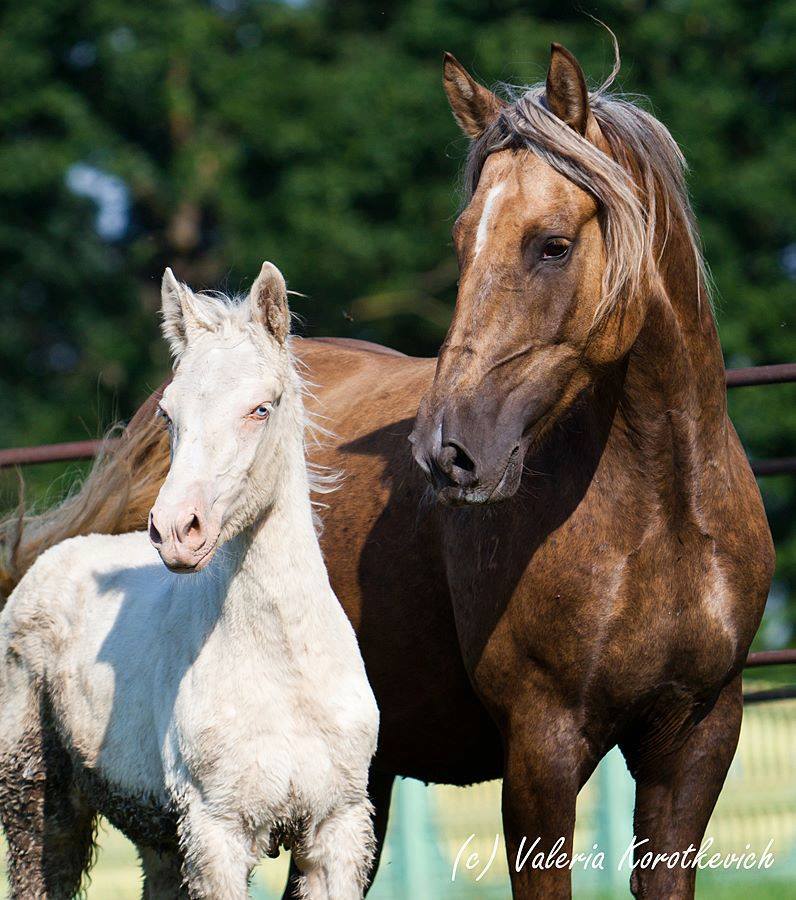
149,532,220,574
159,545,218,574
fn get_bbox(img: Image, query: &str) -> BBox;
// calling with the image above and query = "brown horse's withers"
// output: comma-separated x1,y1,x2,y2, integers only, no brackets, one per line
1,45,773,900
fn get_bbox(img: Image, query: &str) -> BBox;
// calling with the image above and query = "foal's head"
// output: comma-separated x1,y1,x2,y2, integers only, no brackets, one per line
148,262,298,572
411,44,704,505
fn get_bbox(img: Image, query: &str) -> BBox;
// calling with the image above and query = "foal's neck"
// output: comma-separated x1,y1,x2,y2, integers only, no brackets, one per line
213,429,332,634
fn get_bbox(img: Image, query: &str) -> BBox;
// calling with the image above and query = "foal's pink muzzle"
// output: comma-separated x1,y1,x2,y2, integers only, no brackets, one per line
148,501,218,573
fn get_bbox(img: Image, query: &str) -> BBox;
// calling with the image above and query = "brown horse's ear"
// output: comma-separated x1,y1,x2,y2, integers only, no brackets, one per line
545,43,590,136
250,261,290,344
443,52,506,139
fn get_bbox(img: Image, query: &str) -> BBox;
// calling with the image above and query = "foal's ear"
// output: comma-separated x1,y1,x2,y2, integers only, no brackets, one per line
545,43,591,136
443,52,506,139
160,268,203,358
250,262,289,344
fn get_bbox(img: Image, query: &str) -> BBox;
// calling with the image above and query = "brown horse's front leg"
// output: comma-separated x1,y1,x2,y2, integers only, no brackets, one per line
501,706,594,900
622,676,743,900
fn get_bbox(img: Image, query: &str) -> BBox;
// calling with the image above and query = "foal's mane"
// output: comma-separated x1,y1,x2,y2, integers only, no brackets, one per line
0,288,340,599
464,64,711,320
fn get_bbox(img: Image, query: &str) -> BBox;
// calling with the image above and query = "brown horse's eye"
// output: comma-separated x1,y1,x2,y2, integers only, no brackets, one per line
541,239,571,261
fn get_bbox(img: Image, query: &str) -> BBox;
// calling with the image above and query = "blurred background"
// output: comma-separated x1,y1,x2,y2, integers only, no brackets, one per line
0,0,794,897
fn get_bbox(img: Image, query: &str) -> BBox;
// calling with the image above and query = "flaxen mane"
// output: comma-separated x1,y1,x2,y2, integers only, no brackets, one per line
0,417,170,600
465,61,711,320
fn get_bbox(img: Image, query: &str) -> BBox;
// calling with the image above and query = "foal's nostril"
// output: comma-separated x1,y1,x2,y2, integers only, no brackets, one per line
444,440,476,474
148,514,162,546
176,512,204,545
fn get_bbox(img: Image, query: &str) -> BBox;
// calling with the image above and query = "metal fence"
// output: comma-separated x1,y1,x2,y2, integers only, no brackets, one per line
1,362,796,475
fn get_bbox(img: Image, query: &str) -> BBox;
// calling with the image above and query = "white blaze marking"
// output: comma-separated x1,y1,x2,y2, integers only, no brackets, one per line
474,183,505,258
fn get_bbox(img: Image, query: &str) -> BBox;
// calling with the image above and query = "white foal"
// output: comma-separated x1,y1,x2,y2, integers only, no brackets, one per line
0,263,379,899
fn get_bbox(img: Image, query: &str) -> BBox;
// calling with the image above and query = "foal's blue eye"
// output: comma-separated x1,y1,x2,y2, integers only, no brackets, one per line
252,403,271,420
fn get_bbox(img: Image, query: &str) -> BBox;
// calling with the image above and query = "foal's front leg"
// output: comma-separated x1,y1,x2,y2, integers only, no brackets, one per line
282,769,394,899
295,798,376,900
0,676,97,900
139,845,188,899
177,800,257,899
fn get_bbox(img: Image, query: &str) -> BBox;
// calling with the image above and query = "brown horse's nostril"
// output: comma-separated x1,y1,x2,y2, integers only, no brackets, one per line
444,440,476,474
148,513,162,546
430,439,478,491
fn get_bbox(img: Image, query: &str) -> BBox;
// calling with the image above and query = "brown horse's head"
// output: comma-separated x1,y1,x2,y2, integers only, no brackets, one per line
411,44,688,504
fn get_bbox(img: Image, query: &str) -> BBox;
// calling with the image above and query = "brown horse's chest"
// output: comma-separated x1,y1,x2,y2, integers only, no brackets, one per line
446,516,749,721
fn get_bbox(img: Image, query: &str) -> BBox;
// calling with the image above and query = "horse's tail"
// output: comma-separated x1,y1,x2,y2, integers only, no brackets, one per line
0,389,170,602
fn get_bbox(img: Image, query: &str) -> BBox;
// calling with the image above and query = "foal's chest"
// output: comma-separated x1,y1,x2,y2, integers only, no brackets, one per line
168,644,344,820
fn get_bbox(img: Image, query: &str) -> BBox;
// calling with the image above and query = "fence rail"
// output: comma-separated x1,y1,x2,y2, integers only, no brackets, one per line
746,649,796,666
725,362,796,387
0,439,107,468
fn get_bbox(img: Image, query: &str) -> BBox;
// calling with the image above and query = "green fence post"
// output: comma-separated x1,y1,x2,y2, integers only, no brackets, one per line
594,745,634,895
390,777,438,899
250,878,271,900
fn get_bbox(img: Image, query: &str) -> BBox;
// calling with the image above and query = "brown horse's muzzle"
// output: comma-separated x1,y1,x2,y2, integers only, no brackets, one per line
410,343,583,505
410,389,532,505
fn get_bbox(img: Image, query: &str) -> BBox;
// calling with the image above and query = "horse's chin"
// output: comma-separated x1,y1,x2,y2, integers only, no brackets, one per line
159,539,219,575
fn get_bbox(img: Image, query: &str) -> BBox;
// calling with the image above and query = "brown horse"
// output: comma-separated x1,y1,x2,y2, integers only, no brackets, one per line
1,45,774,899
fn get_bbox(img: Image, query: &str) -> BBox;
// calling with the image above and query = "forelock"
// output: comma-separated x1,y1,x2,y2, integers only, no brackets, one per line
171,291,281,368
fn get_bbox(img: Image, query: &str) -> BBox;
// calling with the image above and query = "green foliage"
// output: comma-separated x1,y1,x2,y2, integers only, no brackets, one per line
0,0,793,638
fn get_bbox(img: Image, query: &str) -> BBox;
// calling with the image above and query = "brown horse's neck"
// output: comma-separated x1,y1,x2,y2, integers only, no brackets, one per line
612,216,729,525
